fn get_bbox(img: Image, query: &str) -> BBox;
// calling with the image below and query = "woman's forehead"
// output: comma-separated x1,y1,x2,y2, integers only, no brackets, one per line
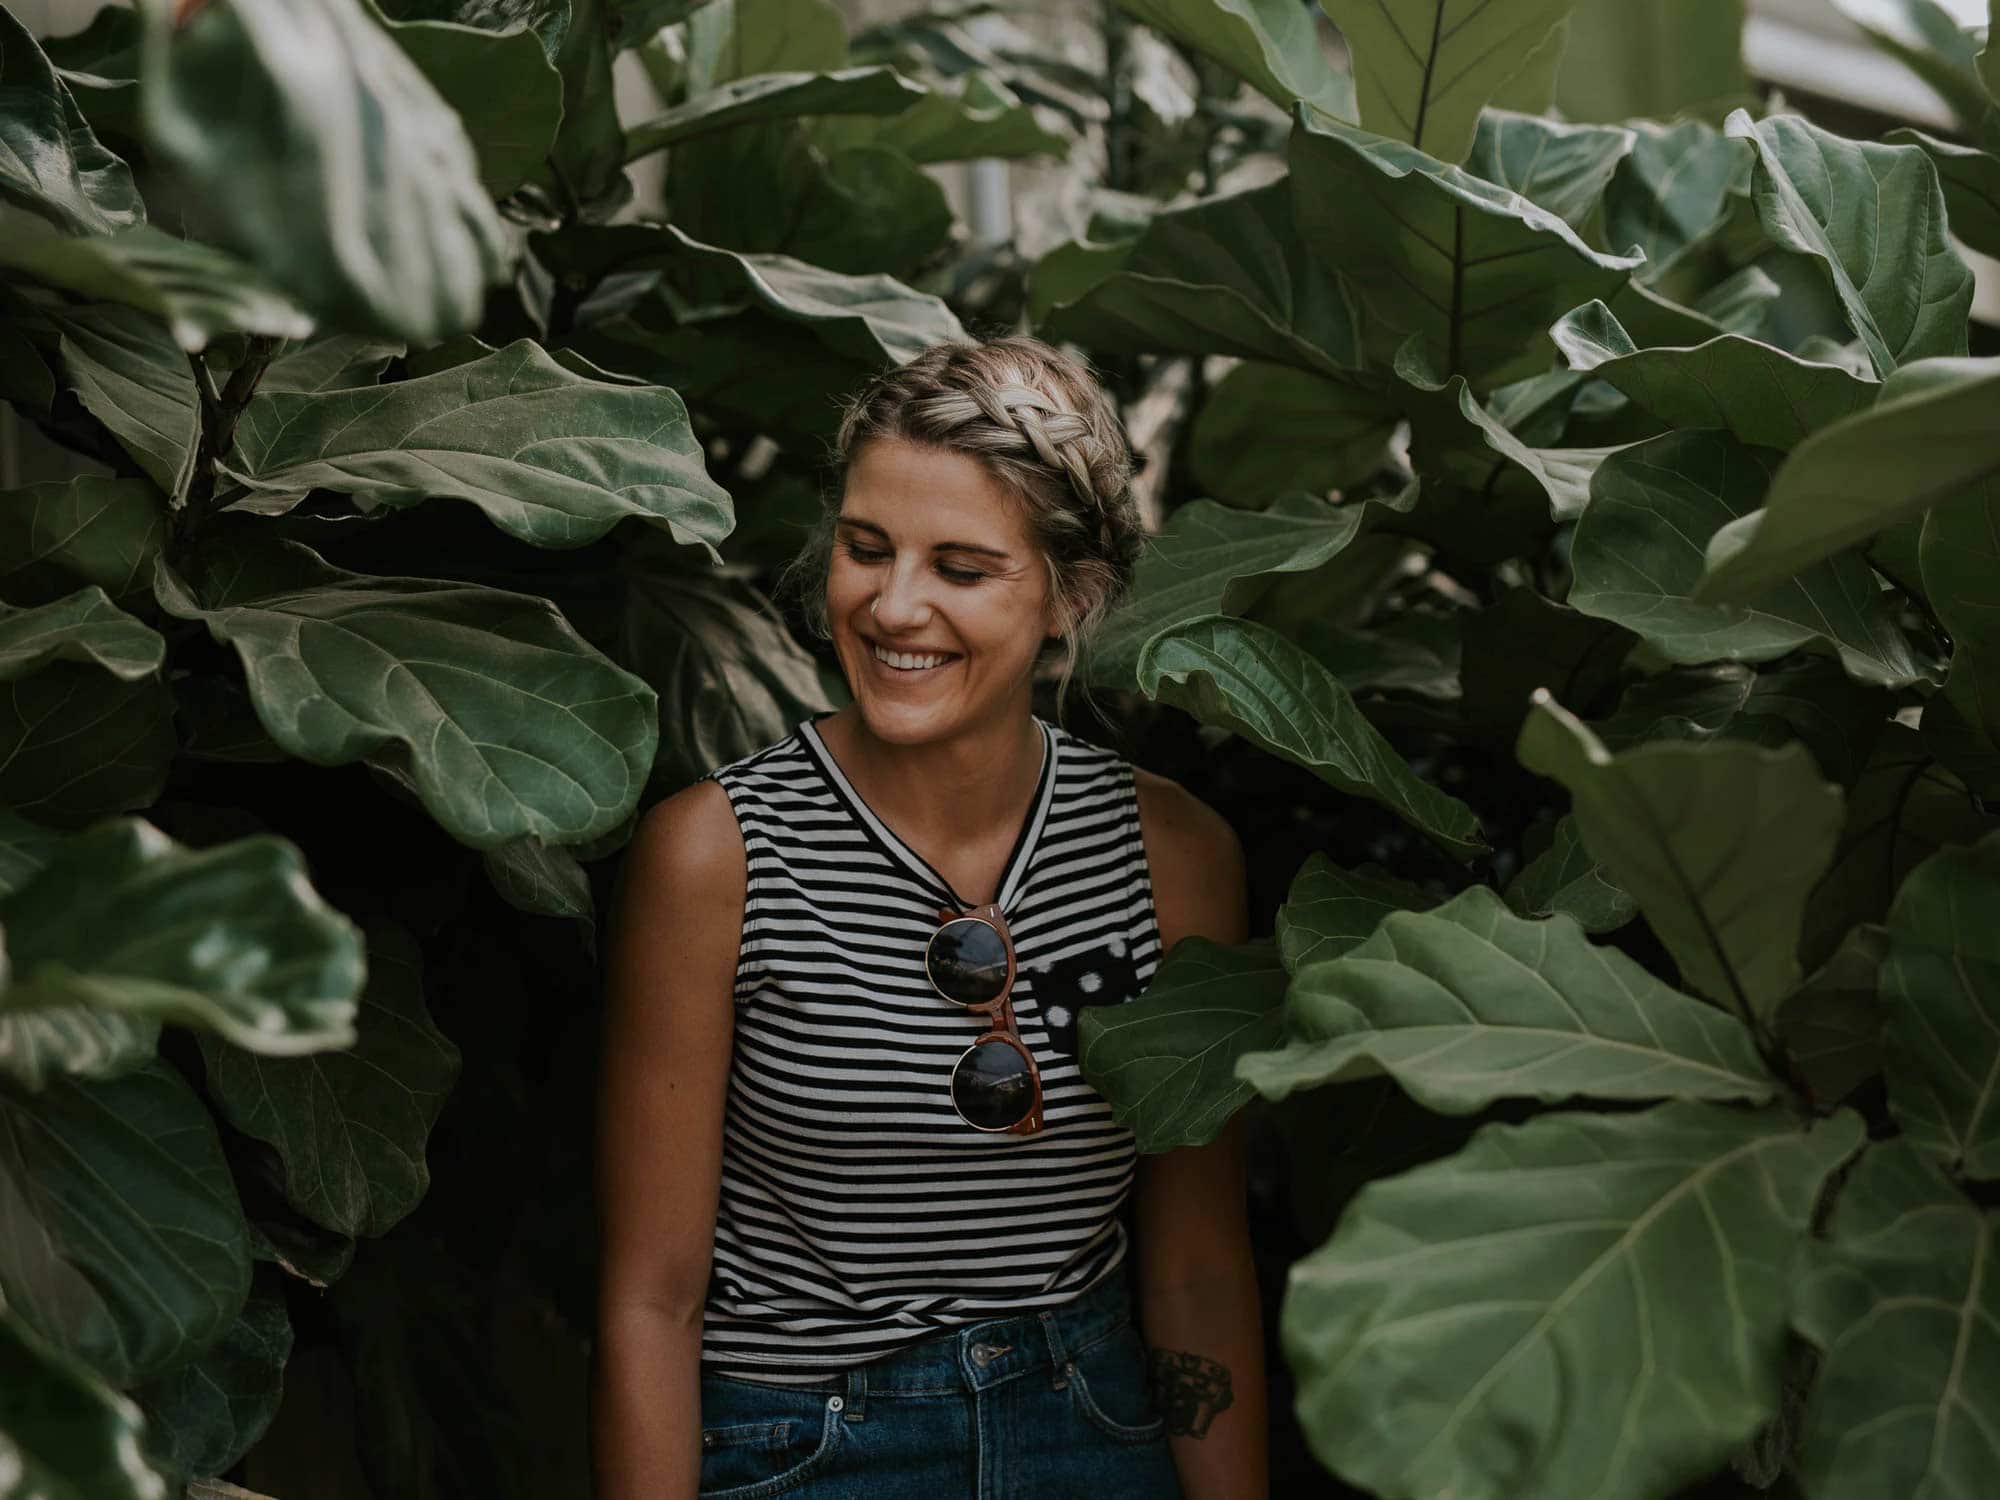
839,440,1033,550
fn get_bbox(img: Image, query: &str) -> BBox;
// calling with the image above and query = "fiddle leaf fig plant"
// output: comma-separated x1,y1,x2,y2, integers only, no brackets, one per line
1072,4,2000,1498
0,0,1007,1489
5,0,1997,1494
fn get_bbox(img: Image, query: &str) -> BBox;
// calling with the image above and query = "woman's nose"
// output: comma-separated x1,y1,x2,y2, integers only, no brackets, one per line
870,563,933,629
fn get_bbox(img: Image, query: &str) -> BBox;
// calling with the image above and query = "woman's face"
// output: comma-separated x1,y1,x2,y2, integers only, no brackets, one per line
826,438,1056,746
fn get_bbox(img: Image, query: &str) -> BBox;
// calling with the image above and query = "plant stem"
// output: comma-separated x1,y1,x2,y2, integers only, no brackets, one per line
174,335,283,549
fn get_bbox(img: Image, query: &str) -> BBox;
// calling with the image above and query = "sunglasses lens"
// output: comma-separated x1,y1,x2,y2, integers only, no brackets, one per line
928,917,1009,1005
952,1042,1035,1130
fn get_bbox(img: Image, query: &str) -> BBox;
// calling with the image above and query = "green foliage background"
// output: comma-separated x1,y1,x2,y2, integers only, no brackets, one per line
0,1,1996,1497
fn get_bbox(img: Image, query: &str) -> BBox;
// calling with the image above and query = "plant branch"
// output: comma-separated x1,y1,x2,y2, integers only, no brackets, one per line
174,334,283,548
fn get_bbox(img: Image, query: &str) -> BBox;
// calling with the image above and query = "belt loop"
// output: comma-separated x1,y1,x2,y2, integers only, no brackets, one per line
842,1365,867,1422
1038,1309,1069,1391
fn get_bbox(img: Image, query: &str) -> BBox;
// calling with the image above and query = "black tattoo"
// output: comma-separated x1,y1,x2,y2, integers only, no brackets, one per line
1147,1348,1235,1438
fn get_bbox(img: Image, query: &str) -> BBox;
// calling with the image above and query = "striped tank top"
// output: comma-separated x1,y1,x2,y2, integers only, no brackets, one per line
698,713,1162,1380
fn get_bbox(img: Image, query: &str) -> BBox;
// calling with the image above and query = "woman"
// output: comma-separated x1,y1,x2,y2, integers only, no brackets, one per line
593,336,1265,1500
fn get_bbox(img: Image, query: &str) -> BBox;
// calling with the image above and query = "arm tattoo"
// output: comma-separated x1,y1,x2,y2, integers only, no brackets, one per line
1147,1347,1235,1438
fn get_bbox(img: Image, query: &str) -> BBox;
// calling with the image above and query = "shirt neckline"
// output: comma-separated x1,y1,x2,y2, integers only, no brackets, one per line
796,715,1060,916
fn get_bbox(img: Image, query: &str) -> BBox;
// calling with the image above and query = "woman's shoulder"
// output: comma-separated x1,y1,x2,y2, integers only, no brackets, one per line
627,776,745,899
1128,764,1248,951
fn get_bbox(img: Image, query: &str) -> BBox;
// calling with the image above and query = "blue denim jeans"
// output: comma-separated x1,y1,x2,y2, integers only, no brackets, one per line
696,1269,1183,1499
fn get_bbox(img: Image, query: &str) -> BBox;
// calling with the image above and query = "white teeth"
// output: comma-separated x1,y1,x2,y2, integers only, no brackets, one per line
872,643,952,671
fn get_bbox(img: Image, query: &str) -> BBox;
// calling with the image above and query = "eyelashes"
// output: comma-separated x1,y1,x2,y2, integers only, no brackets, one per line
838,542,986,585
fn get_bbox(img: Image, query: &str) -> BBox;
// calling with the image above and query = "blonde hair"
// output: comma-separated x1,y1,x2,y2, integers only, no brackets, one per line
779,334,1143,722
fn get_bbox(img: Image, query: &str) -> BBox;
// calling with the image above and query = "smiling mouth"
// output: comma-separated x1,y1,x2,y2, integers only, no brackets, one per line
868,639,961,673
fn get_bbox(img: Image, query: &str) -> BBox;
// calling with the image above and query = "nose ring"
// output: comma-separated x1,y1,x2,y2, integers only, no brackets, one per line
869,597,880,617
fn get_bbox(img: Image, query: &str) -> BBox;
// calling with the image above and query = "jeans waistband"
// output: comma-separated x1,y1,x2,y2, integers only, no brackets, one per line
859,1268,1134,1411
719,1269,1135,1408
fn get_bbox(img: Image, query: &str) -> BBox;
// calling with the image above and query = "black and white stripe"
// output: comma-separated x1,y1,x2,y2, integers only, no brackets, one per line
698,715,1161,1380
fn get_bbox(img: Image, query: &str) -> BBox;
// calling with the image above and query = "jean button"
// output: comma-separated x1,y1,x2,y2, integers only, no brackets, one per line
828,1394,845,1413
969,1341,1009,1367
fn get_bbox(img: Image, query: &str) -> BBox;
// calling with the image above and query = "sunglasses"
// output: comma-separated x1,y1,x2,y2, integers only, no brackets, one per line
926,904,1044,1135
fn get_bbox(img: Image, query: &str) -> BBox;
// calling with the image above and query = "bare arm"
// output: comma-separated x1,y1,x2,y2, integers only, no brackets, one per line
1131,771,1266,1500
592,779,746,1500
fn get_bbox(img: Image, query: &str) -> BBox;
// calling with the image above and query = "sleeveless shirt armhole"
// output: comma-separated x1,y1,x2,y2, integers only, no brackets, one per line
1118,758,1166,978
698,767,765,998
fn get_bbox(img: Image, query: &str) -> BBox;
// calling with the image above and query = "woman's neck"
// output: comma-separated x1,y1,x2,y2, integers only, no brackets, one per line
818,703,1045,854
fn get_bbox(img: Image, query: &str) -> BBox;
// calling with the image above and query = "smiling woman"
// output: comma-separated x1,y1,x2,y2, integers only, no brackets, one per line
593,335,1264,1500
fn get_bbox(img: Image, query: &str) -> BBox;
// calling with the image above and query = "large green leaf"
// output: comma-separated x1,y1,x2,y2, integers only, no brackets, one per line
129,1269,291,1485
0,810,69,897
368,0,564,196
1460,109,1633,231
1600,118,1751,274
0,666,174,829
0,1306,169,1500
1880,833,2000,1178
1031,182,1361,378
0,1059,252,1386
1921,480,2000,765
482,833,596,932
0,818,364,1092
1187,364,1397,507
1550,300,1875,450
809,70,1069,164
1094,492,1392,688
1695,356,2000,603
1793,1140,1999,1500
1392,343,1613,532
1977,2,1998,91
1802,725,1992,970
1289,109,1641,387
543,0,627,215
1592,658,1889,787
1274,853,1436,974
615,559,835,793
659,99,950,275
1077,938,1287,1153
253,332,402,393
1240,887,1774,1110
1891,124,2000,261
1139,614,1486,859
1321,0,1579,165
199,920,457,1238
0,587,162,685
1285,1102,1863,1500
0,210,313,353
224,340,731,554
1109,0,1355,120
1553,0,1748,125
1517,693,1844,1020
1775,923,1888,1106
680,0,846,85
1300,611,1461,700
140,0,510,341
544,223,964,410
1725,111,1971,378
40,4,145,147
52,304,198,499
1571,429,1930,688
0,7,141,234
153,534,659,849
1502,814,1636,932
1830,0,1993,126
625,65,922,159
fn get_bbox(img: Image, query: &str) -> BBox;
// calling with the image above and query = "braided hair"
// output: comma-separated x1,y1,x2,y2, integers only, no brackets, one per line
780,335,1144,722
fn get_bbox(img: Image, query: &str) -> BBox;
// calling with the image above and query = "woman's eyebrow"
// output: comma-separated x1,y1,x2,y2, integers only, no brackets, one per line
837,518,1011,560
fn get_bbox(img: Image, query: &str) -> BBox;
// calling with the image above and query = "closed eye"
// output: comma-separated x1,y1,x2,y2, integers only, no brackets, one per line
840,542,987,585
